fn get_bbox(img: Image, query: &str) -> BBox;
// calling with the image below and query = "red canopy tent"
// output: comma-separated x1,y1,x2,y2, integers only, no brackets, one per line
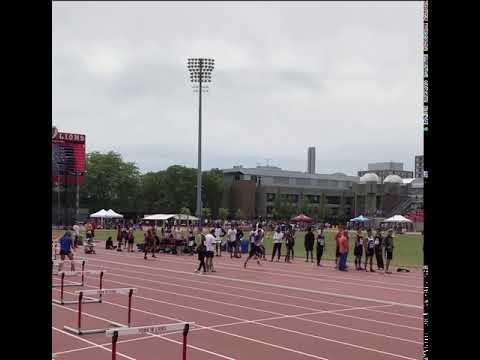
290,213,313,222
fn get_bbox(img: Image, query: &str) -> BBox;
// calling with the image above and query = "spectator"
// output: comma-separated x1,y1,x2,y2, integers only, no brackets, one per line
316,227,325,266
354,229,364,270
374,228,384,270
384,229,395,274
105,236,114,250
304,227,314,263
271,226,284,262
338,231,348,271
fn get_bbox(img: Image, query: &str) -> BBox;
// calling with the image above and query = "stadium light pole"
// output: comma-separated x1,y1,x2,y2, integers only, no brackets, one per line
187,58,214,231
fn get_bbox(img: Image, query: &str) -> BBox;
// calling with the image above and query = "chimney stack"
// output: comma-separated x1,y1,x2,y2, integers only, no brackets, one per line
307,147,316,174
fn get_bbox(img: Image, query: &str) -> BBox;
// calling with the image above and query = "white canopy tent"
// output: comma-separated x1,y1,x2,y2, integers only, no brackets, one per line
105,209,124,219
90,209,108,218
383,215,413,223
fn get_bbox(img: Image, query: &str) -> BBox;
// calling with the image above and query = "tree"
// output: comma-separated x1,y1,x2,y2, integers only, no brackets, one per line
235,208,244,220
202,169,224,218
80,151,141,212
218,208,228,221
297,193,309,214
179,207,191,215
202,207,212,220
319,193,328,221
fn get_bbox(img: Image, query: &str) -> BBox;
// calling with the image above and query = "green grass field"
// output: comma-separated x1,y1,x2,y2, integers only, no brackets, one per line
54,228,423,267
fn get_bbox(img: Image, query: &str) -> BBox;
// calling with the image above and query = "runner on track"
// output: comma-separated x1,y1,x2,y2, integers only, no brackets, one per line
58,231,75,272
364,228,375,272
316,227,325,266
244,228,263,268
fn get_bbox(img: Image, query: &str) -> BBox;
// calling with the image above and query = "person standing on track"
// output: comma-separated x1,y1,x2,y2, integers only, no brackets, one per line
235,227,243,258
364,228,375,272
270,226,284,262
214,223,223,256
205,229,216,272
144,226,156,260
227,224,237,258
304,227,315,263
354,228,364,270
337,230,348,271
244,228,262,268
257,225,266,260
384,229,395,274
284,229,294,263
334,225,344,268
374,228,384,270
316,227,325,266
72,223,80,248
58,231,75,272
127,228,135,252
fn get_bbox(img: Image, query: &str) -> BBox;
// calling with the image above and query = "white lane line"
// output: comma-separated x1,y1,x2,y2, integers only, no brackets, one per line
52,326,136,360
52,300,236,360
85,257,423,309
150,255,423,292
88,261,422,320
55,277,421,359
85,264,422,332
53,287,321,360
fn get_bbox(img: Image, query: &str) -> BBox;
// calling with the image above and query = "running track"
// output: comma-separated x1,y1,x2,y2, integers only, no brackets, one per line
52,246,423,360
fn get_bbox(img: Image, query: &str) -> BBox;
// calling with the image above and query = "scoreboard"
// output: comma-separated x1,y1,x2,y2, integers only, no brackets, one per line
52,132,86,185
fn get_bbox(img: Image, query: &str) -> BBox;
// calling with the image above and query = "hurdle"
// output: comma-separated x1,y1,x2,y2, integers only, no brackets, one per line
52,270,105,305
63,288,137,335
106,322,194,360
52,259,87,286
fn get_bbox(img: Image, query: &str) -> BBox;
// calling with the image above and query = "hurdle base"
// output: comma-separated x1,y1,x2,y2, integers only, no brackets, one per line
52,282,83,288
52,297,101,306
63,320,126,336
63,325,107,335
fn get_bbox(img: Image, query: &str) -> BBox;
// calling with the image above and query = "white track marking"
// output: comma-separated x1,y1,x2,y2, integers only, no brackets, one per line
85,263,422,333
152,255,422,292
55,278,421,359
87,261,422,320
85,257,423,309
52,300,235,360
52,326,136,360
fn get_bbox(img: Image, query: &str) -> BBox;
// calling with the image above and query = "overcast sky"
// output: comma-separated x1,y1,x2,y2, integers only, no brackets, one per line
52,1,423,176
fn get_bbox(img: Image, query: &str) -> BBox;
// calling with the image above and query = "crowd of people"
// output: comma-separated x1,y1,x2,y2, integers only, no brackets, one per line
55,218,400,276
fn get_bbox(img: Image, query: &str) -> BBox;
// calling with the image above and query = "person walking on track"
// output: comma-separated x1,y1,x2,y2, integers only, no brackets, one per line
58,231,75,272
244,228,263,268
195,239,207,274
384,229,395,274
374,228,384,270
364,228,375,272
205,229,216,272
144,227,156,260
316,227,325,266
354,228,364,270
270,226,284,262
304,227,315,262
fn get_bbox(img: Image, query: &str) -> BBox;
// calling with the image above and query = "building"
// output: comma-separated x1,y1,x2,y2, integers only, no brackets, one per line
307,147,316,174
415,155,424,178
357,162,413,181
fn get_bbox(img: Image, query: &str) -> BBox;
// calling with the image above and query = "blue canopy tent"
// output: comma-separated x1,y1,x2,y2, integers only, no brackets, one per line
350,215,369,222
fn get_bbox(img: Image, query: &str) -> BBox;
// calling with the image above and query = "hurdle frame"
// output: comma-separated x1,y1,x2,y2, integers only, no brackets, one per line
52,259,87,286
52,270,105,305
107,322,193,360
63,288,137,335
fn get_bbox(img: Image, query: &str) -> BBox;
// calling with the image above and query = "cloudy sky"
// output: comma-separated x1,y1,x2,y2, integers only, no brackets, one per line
52,1,423,176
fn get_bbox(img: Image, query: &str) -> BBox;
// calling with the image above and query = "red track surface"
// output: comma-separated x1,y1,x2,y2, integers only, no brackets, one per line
52,246,423,360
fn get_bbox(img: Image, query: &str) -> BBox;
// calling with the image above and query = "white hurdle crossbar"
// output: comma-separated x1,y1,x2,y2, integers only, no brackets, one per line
63,288,137,335
52,270,105,305
52,260,87,287
106,322,194,360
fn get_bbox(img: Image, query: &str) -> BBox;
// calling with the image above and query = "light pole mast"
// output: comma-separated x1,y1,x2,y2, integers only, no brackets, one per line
187,58,214,231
